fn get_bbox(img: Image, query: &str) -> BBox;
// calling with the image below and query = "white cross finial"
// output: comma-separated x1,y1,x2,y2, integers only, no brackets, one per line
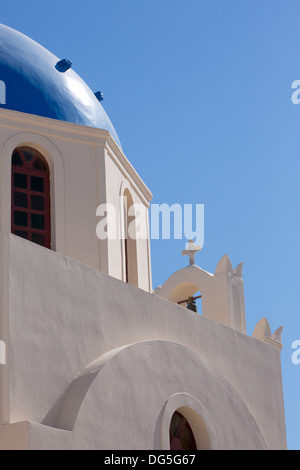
181,239,202,266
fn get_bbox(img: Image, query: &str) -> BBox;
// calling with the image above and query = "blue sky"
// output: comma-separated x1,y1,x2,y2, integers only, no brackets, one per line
2,0,300,450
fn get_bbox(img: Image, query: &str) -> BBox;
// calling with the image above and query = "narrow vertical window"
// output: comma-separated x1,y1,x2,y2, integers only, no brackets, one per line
11,147,51,248
123,189,138,287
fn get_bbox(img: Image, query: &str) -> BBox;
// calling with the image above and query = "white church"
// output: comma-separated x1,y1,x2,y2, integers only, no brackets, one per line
0,24,287,450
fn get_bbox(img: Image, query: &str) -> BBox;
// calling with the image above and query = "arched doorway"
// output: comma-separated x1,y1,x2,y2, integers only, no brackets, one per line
169,410,197,450
11,146,51,248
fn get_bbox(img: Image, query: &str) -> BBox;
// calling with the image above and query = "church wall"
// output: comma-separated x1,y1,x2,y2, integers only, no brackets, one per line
0,109,152,291
1,233,286,449
0,108,286,450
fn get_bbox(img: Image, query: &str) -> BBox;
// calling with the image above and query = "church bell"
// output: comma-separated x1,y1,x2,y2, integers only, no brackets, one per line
187,297,198,313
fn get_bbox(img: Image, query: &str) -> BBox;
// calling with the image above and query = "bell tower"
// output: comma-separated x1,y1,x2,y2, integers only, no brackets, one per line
155,242,247,333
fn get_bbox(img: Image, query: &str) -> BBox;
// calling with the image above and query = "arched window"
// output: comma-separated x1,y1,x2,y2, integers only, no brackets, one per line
169,411,197,450
122,189,138,287
11,146,51,248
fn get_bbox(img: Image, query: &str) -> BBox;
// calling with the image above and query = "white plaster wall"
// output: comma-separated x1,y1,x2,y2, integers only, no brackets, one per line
26,341,268,450
2,234,287,450
54,137,99,269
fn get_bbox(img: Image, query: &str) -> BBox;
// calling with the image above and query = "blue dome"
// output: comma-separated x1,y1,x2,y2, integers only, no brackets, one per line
0,24,121,148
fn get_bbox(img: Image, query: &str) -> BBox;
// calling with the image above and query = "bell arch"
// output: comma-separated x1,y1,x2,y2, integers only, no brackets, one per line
155,265,213,318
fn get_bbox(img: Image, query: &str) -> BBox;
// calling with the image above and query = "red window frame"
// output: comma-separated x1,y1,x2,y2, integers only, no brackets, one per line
11,147,51,249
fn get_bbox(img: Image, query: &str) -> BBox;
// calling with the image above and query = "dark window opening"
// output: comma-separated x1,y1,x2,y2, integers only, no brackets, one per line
31,175,44,192
14,172,27,189
31,195,44,211
170,411,197,450
14,191,28,208
33,157,48,171
14,210,28,227
12,151,23,166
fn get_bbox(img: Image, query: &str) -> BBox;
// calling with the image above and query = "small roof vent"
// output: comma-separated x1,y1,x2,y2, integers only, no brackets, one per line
94,91,104,102
55,59,72,73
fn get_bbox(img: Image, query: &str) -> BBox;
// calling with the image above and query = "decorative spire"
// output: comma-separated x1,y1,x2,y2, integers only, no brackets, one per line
181,239,202,266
